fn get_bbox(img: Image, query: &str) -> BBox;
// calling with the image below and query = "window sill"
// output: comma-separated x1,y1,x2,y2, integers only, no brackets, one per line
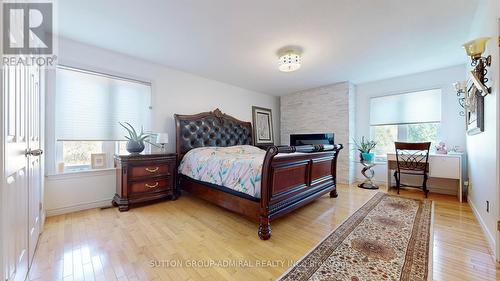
46,168,116,180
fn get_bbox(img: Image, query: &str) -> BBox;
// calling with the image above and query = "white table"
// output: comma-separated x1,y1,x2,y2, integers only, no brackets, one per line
386,152,466,202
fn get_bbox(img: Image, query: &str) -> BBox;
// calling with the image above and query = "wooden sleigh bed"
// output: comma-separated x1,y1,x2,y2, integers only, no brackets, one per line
175,109,343,240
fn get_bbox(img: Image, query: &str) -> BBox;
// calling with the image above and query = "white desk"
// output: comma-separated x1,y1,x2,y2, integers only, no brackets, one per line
386,153,466,202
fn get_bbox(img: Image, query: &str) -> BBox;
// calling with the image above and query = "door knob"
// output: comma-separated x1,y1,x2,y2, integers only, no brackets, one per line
25,148,43,157
30,149,43,156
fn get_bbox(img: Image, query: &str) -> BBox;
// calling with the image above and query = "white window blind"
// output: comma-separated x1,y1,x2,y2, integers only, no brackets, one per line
369,89,442,126
55,66,151,141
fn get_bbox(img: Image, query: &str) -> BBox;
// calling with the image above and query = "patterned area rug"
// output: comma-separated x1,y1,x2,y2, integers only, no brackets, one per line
279,193,433,281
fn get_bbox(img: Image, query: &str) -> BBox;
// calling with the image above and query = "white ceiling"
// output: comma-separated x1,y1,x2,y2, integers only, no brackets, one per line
57,0,479,96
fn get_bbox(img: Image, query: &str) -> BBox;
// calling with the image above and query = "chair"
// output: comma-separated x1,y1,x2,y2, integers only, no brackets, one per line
394,142,431,197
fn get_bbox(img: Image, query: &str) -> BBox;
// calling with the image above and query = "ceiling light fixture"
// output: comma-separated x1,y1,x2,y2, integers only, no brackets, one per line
278,50,302,72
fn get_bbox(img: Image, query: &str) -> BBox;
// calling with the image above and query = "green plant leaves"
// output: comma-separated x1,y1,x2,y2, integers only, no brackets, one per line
119,122,154,143
353,136,377,153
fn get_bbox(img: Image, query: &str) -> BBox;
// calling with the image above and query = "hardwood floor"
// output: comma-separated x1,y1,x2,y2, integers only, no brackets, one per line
29,184,500,281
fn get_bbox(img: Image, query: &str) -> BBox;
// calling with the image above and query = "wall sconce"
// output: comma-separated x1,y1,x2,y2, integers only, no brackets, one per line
462,37,492,96
453,81,467,116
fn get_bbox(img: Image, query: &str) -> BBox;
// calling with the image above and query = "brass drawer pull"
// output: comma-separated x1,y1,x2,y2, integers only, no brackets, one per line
145,167,159,173
145,182,159,189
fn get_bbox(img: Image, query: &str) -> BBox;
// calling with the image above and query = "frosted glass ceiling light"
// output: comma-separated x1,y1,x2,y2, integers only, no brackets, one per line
278,51,302,72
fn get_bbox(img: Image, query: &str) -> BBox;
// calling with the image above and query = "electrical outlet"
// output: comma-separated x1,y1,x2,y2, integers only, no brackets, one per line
486,201,490,213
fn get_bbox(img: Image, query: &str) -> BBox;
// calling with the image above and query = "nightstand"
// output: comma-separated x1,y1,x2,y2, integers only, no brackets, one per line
112,153,177,211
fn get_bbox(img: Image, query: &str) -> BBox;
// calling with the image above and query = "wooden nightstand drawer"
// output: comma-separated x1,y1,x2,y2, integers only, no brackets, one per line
130,177,172,194
130,163,172,179
112,153,178,211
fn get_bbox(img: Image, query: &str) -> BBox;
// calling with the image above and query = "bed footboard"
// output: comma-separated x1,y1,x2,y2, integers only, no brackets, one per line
258,144,343,240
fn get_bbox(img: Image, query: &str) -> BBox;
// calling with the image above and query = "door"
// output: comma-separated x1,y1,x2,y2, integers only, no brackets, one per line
4,63,30,281
3,62,43,281
27,66,42,264
497,19,500,264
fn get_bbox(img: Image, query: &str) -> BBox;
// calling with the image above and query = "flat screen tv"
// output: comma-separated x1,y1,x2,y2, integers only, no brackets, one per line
290,133,334,146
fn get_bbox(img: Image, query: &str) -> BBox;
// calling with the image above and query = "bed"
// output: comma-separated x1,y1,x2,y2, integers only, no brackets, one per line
175,108,343,240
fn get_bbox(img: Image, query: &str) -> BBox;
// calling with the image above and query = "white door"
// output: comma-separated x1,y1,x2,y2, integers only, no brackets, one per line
3,63,43,281
27,66,42,264
497,19,500,264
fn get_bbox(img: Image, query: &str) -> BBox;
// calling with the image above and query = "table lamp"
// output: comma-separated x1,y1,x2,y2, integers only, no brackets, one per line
156,133,169,152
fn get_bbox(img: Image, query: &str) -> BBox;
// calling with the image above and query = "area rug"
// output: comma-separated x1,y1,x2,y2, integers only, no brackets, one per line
279,193,433,281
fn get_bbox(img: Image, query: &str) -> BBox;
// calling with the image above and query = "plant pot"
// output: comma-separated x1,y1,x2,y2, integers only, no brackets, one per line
126,140,145,154
361,152,374,162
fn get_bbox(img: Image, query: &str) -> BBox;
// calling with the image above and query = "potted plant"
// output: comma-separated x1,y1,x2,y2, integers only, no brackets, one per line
353,136,377,162
119,122,154,154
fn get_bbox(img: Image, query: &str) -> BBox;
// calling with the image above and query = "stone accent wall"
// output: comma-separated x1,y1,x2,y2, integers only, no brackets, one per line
280,82,355,184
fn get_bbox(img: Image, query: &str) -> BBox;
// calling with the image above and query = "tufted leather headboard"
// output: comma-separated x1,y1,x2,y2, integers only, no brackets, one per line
175,108,253,160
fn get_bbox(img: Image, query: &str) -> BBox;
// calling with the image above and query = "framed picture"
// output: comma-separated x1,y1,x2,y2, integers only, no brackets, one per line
466,83,484,135
91,153,107,169
252,106,274,145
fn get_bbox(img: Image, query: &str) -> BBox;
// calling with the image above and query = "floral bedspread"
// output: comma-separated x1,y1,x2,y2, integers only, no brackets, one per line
178,145,266,198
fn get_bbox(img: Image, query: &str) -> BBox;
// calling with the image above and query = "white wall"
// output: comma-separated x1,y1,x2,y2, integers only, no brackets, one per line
354,65,467,190
466,0,500,260
45,37,280,215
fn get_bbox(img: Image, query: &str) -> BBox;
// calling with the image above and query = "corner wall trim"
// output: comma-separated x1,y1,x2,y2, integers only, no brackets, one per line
46,198,113,217
468,195,497,259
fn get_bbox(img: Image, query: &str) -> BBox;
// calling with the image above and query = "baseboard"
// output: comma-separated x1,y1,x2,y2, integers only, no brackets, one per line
41,210,46,231
354,178,457,196
46,198,113,217
354,179,387,187
468,195,497,260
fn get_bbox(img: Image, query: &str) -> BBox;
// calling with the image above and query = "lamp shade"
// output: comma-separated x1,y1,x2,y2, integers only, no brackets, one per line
463,37,490,59
156,133,169,144
453,81,467,93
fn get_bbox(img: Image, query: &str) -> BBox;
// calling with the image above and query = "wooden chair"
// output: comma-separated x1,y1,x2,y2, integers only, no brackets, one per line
394,142,431,197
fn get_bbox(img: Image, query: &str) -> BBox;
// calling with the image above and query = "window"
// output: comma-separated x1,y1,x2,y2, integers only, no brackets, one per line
55,66,151,173
371,125,398,156
56,140,129,172
369,89,442,158
61,141,103,170
371,123,441,156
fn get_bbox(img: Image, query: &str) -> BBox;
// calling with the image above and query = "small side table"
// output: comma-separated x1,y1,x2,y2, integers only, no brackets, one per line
357,161,379,190
112,153,178,211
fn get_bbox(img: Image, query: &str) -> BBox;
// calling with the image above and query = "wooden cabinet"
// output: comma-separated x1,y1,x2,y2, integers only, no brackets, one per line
428,156,461,179
112,153,177,211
